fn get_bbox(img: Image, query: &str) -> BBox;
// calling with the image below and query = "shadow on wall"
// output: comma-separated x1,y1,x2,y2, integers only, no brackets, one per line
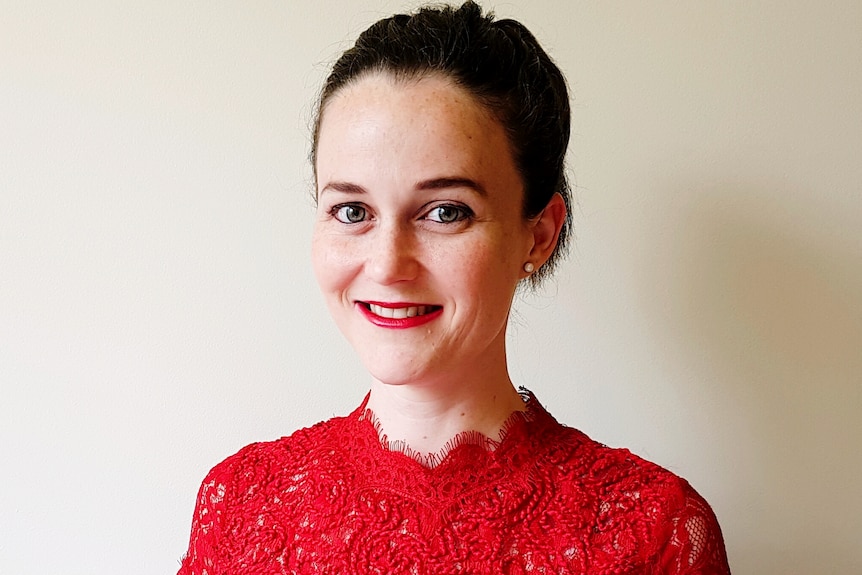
638,181,862,575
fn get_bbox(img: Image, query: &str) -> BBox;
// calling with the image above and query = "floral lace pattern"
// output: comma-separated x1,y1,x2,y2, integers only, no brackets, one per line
178,393,730,574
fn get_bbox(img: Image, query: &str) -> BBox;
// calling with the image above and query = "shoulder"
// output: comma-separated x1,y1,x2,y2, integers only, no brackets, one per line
199,414,351,502
581,431,696,501
532,408,701,506
546,423,709,516
536,417,729,571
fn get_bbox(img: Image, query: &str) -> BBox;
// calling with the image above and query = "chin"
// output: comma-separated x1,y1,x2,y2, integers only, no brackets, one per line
363,362,424,387
344,334,421,377
357,351,433,387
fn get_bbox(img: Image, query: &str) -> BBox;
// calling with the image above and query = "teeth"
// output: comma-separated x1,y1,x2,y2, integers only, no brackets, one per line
368,304,432,319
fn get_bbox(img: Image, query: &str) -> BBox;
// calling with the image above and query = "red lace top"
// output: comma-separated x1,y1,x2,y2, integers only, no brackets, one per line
178,392,730,574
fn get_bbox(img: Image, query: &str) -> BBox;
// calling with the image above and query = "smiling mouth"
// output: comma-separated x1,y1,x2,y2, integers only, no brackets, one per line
363,303,441,319
362,303,440,319
357,301,444,329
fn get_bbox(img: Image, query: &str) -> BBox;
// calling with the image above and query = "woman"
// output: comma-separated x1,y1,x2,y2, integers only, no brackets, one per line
178,2,730,573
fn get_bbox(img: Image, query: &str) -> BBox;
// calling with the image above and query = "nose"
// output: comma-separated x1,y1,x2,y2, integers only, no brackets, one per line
365,221,420,285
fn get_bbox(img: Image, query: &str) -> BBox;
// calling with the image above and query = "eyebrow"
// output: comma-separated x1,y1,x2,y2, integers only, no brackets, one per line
417,177,487,197
320,177,486,197
319,181,367,195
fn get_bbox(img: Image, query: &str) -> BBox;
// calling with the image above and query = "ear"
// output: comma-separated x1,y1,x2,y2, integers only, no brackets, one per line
527,192,567,267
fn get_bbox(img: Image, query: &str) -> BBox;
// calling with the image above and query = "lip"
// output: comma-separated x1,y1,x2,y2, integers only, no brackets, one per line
357,301,443,329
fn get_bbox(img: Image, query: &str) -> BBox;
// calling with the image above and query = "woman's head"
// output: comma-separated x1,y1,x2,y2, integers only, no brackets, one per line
312,0,572,285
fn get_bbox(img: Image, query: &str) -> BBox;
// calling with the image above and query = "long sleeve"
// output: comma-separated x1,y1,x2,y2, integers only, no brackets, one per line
656,482,731,575
177,472,227,575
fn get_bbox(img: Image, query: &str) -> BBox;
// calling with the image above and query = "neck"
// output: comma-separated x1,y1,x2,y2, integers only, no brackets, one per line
364,369,525,458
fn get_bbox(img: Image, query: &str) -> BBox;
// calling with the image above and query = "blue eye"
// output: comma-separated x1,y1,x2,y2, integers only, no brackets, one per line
333,204,367,223
427,204,471,224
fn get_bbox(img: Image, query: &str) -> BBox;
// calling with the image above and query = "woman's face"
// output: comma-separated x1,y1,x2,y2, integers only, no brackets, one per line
312,73,536,386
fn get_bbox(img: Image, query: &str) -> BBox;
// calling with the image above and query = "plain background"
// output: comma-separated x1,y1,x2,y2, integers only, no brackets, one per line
2,1,860,573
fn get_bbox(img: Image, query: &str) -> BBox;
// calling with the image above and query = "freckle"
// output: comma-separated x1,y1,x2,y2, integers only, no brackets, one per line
461,412,465,417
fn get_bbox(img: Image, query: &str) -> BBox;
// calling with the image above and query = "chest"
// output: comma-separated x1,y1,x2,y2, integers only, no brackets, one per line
217,458,660,575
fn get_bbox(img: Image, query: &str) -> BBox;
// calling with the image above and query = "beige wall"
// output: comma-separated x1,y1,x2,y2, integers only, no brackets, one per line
1,1,860,573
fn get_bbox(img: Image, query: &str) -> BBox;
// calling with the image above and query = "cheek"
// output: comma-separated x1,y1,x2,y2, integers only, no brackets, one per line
311,231,356,294
437,235,518,297
470,231,523,274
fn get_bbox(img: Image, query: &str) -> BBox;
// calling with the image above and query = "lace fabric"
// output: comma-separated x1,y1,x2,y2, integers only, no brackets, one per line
355,389,535,469
178,393,730,574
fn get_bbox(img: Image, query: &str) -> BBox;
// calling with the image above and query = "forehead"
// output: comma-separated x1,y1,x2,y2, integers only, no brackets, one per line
316,72,517,184
323,71,493,129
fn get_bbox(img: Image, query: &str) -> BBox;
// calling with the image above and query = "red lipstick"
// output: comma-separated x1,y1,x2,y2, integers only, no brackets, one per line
357,301,443,329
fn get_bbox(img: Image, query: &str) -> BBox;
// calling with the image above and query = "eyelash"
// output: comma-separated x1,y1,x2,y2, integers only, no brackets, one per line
328,203,474,225
425,204,473,224
330,204,367,224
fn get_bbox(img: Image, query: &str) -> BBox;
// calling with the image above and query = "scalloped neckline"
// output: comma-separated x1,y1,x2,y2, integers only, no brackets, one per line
352,389,540,469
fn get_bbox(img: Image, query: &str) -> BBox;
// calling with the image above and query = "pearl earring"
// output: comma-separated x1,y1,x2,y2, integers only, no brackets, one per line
524,262,535,273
